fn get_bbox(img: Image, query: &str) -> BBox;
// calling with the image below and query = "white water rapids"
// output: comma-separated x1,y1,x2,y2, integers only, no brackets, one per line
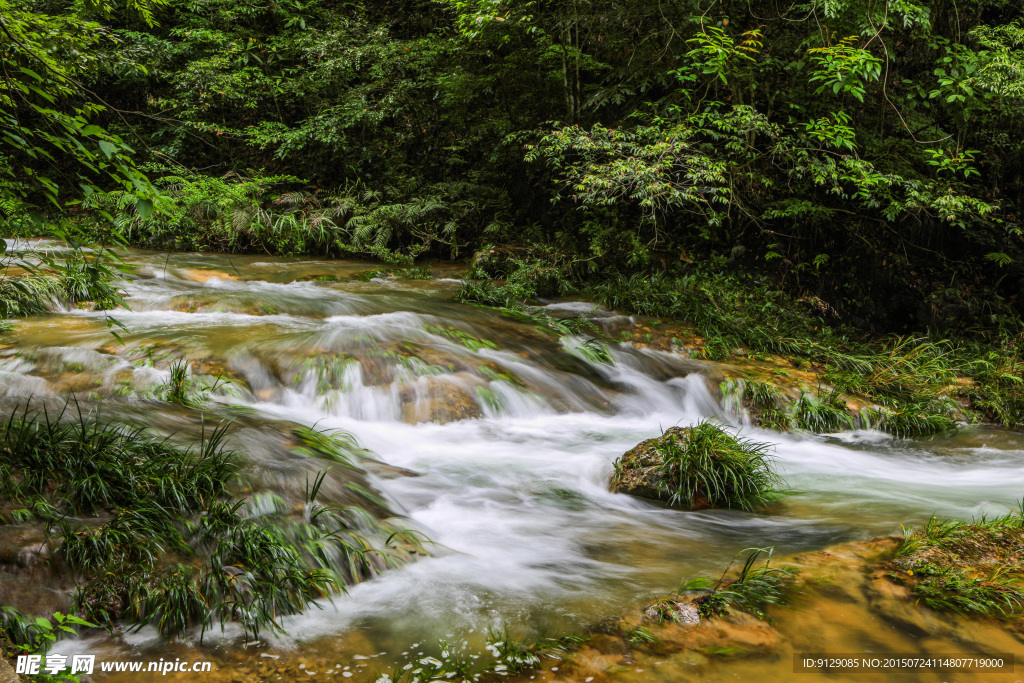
3,242,1024,671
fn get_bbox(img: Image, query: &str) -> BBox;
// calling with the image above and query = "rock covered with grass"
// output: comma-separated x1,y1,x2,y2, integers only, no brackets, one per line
610,421,781,511
887,513,1024,619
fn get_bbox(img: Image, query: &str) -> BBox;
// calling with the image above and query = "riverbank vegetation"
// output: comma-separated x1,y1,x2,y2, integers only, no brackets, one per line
890,511,1024,618
1,0,1022,329
0,402,422,646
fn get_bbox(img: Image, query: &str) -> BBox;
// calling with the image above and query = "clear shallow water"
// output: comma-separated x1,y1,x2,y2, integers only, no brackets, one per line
3,243,1024,677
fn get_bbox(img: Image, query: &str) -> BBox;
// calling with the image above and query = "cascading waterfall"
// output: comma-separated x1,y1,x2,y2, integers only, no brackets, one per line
2,243,1024,676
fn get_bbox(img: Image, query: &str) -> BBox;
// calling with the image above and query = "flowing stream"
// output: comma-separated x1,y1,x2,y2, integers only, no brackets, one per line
4,241,1024,681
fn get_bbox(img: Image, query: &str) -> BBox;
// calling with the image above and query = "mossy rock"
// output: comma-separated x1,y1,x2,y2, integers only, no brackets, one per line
610,423,780,511
610,427,691,503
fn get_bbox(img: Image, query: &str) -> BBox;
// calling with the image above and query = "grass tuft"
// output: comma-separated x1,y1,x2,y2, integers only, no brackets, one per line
891,510,1024,619
0,402,424,642
683,547,797,620
656,421,781,511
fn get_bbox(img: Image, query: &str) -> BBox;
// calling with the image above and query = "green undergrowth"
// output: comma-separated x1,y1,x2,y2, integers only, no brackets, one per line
79,171,503,265
0,403,423,643
0,251,124,319
722,378,961,438
889,511,1024,619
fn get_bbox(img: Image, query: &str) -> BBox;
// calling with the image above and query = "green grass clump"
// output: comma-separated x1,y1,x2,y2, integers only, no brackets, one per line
58,252,123,310
161,358,193,404
624,626,659,647
909,565,1024,617
457,250,575,308
963,347,1024,429
656,421,781,511
865,400,959,438
425,324,498,351
824,338,958,400
0,404,233,512
0,275,64,317
790,389,855,433
290,425,368,467
890,511,1024,619
742,380,784,410
682,547,797,620
720,379,794,430
0,249,124,318
153,358,237,407
487,627,588,674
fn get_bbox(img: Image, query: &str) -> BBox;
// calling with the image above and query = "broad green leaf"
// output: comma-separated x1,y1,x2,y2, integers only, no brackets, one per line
136,197,155,219
98,140,118,158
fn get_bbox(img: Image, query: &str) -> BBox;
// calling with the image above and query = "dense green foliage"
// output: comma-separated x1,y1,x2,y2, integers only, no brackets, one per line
0,404,420,641
0,0,159,223
2,0,1022,333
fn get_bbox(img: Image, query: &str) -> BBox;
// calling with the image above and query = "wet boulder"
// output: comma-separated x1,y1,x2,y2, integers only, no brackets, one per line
610,427,689,502
401,377,483,424
610,422,780,511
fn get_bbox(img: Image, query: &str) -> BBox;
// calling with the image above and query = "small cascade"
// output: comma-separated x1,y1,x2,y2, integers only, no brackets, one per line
2,247,1023,672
